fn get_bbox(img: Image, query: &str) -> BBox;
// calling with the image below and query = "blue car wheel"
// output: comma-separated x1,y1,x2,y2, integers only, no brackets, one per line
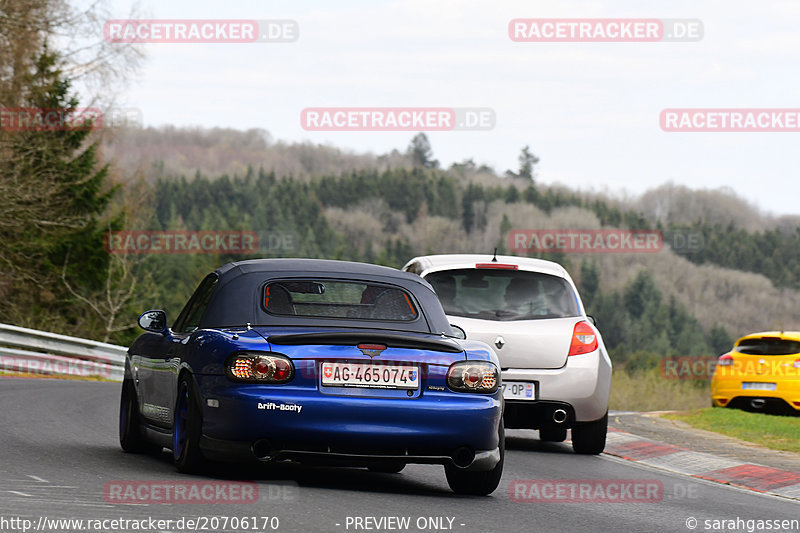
173,375,205,472
119,378,159,454
445,423,504,495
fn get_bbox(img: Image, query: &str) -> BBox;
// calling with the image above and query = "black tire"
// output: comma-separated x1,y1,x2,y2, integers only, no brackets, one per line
119,378,160,453
539,425,567,442
173,375,206,473
571,412,608,455
445,424,504,496
368,462,406,474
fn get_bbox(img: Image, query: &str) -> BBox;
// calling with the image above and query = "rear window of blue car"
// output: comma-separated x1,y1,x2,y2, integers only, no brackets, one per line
263,280,419,321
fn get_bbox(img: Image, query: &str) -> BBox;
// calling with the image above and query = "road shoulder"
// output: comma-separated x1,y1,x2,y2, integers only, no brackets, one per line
606,411,800,501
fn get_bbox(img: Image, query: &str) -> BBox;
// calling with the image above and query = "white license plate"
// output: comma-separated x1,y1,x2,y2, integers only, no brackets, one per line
502,381,536,400
742,382,777,391
321,362,419,390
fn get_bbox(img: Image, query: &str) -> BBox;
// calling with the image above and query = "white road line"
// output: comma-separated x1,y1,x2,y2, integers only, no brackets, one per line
7,490,32,497
1,499,117,509
27,475,49,483
2,483,78,488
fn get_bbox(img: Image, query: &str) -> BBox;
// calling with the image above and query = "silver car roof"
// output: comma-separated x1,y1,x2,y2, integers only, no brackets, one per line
402,254,570,279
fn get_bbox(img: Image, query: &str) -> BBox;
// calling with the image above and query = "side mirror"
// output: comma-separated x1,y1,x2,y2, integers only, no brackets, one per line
449,324,467,340
138,310,167,333
586,315,597,327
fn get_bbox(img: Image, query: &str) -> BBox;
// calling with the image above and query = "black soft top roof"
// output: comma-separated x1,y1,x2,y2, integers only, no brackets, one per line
216,258,425,281
200,258,452,335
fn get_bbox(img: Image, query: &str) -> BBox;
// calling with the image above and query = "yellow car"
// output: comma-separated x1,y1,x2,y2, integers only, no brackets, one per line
711,331,800,414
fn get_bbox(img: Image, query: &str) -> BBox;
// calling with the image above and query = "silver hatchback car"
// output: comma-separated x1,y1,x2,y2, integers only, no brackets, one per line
403,254,612,454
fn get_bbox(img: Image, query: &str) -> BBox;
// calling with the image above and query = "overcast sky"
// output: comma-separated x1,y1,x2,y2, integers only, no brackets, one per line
97,0,800,215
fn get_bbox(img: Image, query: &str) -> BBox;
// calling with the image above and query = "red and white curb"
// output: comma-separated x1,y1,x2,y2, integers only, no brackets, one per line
603,427,800,501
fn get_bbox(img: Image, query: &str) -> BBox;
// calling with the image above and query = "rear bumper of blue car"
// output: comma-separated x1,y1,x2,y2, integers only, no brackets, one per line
195,375,503,471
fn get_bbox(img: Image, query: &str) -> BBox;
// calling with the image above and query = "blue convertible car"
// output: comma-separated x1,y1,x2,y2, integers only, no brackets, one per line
120,259,504,494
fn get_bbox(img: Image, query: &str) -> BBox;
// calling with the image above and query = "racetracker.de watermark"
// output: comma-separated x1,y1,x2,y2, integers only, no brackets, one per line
300,107,495,131
0,355,113,379
104,19,298,43
660,356,719,380
661,109,800,132
663,229,704,255
106,231,256,254
662,356,800,380
105,481,258,504
0,108,102,131
0,107,143,131
508,19,703,42
508,229,663,254
510,479,663,503
0,516,280,533
104,230,296,254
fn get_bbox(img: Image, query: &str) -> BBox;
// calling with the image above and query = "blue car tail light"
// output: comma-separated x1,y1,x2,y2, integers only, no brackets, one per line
446,361,499,393
226,352,295,384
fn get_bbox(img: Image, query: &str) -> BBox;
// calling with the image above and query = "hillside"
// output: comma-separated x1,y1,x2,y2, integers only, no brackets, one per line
89,126,800,363
100,126,411,183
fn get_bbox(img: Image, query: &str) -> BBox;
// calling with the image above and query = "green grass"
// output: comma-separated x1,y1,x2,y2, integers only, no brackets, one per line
664,408,800,453
610,367,710,412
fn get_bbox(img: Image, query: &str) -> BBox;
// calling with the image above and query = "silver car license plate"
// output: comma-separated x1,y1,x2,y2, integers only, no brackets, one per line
502,381,536,400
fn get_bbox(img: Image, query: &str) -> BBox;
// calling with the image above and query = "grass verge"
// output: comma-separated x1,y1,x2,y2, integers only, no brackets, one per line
610,367,710,412
664,408,800,453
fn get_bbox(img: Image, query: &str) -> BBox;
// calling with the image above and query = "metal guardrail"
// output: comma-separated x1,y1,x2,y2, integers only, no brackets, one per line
0,323,126,381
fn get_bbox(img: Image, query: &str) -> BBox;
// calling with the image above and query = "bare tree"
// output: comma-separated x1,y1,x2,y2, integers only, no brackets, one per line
0,0,144,108
61,247,138,342
59,177,157,342
0,0,144,335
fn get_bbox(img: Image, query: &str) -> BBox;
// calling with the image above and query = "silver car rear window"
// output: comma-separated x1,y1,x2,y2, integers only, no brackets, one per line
425,269,580,321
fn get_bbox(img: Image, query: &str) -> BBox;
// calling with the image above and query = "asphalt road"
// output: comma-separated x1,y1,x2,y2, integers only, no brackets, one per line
0,378,797,533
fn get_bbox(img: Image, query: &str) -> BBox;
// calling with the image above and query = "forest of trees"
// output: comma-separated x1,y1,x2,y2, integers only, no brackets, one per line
666,220,800,290
139,166,740,370
0,0,135,342
4,2,800,376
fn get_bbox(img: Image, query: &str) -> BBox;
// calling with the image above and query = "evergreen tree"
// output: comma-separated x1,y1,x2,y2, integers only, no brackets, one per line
517,145,539,181
579,260,600,309
709,324,734,355
407,133,438,169
498,214,512,255
504,185,520,203
1,48,115,327
623,270,661,319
